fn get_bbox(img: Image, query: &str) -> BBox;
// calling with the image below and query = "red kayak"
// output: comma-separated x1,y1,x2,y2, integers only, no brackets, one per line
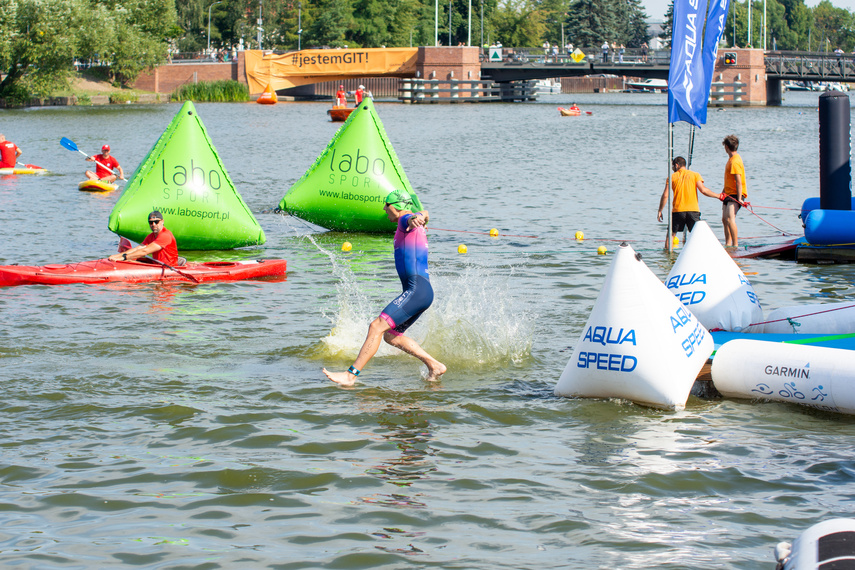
0,258,287,287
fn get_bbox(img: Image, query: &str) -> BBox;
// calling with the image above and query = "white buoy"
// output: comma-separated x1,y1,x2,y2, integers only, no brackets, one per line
555,243,713,410
664,221,763,332
774,518,855,569
712,339,855,414
762,301,855,334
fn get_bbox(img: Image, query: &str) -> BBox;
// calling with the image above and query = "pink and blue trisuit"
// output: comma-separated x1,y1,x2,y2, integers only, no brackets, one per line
379,212,433,336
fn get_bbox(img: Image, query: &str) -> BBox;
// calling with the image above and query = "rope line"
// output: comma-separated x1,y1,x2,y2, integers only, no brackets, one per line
711,302,855,331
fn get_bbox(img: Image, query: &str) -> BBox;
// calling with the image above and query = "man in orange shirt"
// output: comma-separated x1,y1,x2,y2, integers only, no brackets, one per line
721,134,748,247
335,85,347,106
658,156,720,247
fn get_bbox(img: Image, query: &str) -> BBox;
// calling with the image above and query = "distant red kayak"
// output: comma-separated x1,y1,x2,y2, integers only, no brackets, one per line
0,258,287,287
328,106,354,122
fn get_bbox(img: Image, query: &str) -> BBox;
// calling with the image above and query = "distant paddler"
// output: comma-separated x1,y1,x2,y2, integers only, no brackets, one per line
323,190,446,387
85,144,125,183
0,134,22,168
335,85,347,107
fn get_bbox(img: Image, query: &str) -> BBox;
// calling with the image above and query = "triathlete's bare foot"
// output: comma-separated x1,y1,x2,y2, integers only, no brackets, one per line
425,361,447,382
323,368,357,387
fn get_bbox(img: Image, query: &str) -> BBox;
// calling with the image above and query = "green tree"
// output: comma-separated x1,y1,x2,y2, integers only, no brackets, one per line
0,0,82,97
812,0,855,51
491,0,545,47
564,0,616,48
307,0,352,46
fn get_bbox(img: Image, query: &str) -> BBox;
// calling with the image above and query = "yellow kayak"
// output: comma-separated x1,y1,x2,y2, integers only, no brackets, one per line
78,179,118,192
0,166,47,175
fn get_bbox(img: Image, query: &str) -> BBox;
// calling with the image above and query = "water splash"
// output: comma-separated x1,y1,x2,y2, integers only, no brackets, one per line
317,243,536,369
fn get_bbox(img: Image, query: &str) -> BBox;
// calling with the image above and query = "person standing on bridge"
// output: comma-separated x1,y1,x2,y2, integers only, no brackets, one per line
601,41,609,63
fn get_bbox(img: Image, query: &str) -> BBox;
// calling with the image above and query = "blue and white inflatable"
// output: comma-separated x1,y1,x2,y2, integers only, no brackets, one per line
762,301,855,334
711,339,855,415
555,243,713,410
665,221,763,332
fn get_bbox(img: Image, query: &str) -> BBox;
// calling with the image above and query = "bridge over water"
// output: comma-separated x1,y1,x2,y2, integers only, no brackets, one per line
481,48,855,83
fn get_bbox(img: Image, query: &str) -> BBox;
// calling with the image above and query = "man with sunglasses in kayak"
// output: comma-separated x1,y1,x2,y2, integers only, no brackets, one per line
85,144,124,183
323,190,446,387
108,211,180,266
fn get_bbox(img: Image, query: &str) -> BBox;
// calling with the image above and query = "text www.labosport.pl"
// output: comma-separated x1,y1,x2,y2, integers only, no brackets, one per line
155,206,230,221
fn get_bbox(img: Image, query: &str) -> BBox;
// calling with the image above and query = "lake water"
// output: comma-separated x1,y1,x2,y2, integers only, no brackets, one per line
1,90,854,569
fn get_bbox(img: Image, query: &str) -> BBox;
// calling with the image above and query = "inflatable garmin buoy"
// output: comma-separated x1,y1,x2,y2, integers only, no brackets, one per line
665,221,763,332
108,101,265,250
775,518,855,569
762,301,855,334
278,98,422,233
555,242,713,409
712,339,855,414
257,83,277,105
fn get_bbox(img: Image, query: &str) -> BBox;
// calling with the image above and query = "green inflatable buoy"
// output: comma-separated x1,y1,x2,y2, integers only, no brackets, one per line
108,101,265,250
278,98,421,232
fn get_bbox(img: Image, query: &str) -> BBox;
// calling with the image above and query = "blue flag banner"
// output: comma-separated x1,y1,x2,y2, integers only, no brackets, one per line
668,0,711,126
698,0,731,124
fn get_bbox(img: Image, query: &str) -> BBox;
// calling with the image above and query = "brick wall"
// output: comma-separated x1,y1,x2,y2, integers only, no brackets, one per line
132,61,238,94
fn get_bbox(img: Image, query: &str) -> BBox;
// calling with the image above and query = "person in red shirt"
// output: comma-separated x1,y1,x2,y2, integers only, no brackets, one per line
353,85,366,105
0,134,22,168
335,85,347,107
108,211,180,266
85,144,125,182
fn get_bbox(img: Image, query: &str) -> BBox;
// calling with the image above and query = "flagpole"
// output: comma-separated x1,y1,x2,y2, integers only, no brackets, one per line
668,122,674,254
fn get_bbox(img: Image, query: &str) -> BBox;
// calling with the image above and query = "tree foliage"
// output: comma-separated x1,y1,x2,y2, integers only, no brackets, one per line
0,0,176,98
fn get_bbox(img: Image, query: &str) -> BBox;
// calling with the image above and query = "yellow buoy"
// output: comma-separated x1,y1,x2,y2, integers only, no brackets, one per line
458,244,468,254
342,241,352,252
672,236,680,246
489,228,499,237
597,246,607,255
575,231,584,241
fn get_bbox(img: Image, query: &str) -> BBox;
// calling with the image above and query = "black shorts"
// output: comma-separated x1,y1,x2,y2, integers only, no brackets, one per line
670,211,701,233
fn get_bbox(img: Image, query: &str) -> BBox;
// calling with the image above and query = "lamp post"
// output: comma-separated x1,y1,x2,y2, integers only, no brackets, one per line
257,0,263,49
207,1,222,56
480,0,483,48
297,2,302,51
448,0,452,46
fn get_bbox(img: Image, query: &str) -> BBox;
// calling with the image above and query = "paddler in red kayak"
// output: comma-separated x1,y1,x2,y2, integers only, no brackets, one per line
0,134,22,168
108,211,181,266
85,144,125,183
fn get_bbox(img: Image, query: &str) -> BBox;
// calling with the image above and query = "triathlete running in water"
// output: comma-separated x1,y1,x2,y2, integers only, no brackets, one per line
323,190,446,386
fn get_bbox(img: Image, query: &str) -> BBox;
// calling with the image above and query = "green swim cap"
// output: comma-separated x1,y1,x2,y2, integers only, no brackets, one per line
385,189,414,210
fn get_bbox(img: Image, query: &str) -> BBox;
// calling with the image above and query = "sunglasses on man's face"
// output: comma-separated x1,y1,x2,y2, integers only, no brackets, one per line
148,219,161,225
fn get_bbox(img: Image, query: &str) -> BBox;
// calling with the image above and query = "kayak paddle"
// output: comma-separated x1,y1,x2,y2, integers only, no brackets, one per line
115,239,199,283
59,137,125,180
147,257,200,283
16,161,44,170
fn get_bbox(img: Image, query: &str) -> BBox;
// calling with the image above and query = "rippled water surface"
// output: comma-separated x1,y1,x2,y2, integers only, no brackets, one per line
1,91,854,568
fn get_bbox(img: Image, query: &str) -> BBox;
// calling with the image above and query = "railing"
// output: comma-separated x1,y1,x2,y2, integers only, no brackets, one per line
709,80,748,105
765,51,855,79
481,46,671,66
399,79,536,102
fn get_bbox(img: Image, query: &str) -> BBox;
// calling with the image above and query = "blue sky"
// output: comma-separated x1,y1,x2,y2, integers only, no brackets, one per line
643,0,855,22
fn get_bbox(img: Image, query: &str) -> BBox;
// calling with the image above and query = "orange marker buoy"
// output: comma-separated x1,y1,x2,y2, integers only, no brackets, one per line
257,83,278,105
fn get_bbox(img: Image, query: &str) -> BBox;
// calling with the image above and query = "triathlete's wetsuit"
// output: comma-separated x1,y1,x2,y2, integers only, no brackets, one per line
380,212,433,336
